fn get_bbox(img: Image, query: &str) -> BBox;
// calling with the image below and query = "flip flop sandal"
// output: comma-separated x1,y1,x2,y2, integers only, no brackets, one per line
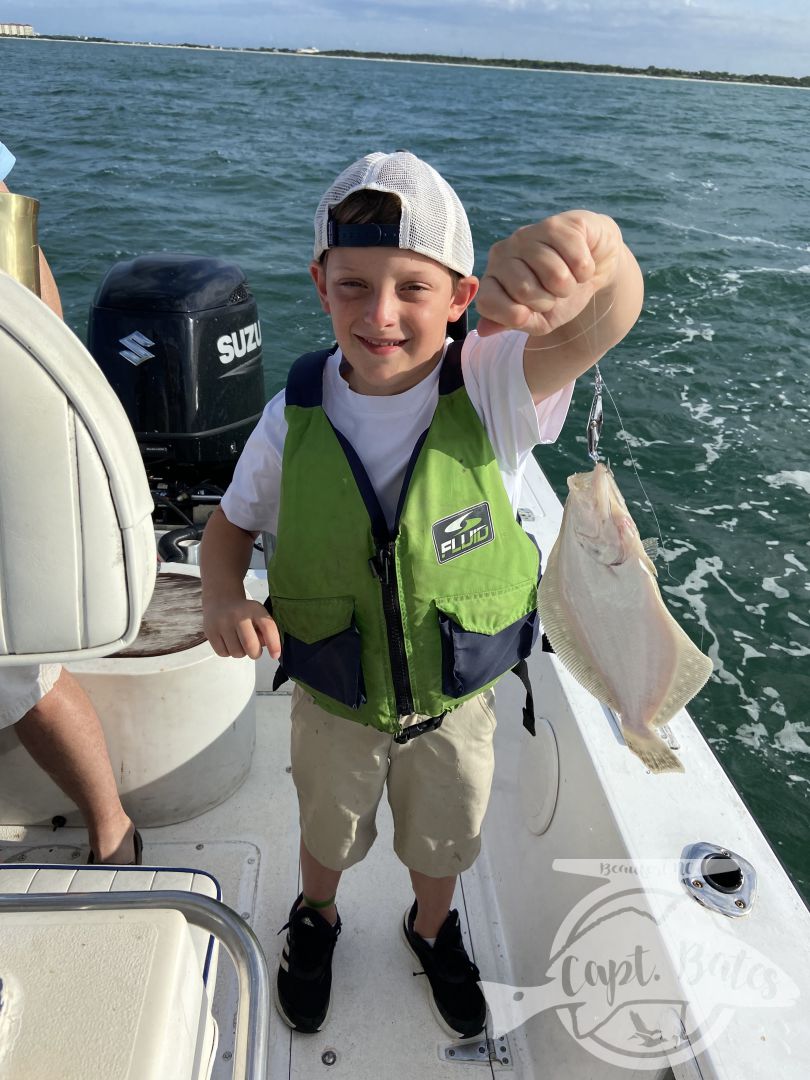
87,828,143,866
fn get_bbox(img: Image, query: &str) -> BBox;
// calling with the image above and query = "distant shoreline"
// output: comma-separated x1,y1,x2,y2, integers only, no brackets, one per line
12,35,809,90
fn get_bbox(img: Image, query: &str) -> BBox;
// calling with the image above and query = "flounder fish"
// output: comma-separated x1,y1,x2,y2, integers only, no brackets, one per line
537,463,713,773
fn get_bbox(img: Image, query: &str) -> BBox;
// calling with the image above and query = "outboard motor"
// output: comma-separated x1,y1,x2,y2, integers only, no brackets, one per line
87,253,265,530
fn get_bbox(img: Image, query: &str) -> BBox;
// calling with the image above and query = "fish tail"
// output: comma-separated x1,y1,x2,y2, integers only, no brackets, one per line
623,727,685,774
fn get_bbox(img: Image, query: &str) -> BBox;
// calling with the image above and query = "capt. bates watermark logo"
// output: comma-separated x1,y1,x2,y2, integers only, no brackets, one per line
480,859,799,1070
432,502,494,564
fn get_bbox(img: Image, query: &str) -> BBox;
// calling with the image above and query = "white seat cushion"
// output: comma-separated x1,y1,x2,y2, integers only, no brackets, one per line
0,270,155,664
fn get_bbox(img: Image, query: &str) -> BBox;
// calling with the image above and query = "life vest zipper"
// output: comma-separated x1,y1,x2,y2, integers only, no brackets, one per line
369,540,414,717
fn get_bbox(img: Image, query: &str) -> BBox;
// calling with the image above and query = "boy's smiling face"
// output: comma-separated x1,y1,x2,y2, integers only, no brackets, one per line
310,247,478,396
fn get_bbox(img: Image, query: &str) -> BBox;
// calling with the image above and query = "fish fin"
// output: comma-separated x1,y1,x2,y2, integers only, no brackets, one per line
651,631,714,729
537,552,621,712
622,727,685,774
641,537,659,561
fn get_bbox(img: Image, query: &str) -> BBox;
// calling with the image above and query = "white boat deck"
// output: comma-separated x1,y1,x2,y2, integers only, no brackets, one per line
1,462,808,1079
0,688,543,1080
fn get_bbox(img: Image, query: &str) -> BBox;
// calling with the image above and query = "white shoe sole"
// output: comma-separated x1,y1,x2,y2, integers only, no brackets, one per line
274,957,332,1033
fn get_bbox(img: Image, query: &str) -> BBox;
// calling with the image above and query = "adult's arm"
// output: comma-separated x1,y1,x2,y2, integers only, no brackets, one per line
0,177,63,319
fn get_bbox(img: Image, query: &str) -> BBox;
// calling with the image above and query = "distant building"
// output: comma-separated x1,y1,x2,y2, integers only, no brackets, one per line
0,23,35,37
295,47,320,54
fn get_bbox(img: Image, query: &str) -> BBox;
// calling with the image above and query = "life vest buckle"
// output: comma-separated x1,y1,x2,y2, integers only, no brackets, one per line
392,711,446,744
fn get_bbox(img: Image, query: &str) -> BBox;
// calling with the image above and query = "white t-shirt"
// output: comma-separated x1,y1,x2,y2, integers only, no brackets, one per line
221,329,574,536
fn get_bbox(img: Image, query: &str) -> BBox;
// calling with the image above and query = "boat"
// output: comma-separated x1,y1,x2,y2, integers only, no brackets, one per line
0,255,808,1080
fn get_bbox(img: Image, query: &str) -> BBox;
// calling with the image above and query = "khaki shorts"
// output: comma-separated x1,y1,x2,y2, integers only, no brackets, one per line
0,664,62,730
290,684,497,878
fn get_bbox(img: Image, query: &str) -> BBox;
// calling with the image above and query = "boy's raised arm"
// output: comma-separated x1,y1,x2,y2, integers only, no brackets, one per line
475,210,643,404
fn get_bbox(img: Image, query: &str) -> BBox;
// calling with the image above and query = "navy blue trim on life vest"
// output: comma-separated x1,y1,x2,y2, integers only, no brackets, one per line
281,618,367,710
447,309,468,342
328,422,390,545
393,427,431,531
439,608,539,700
285,347,335,408
287,339,464,406
438,338,465,395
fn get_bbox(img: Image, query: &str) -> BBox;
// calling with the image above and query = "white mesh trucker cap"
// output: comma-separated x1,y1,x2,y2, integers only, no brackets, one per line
313,151,475,277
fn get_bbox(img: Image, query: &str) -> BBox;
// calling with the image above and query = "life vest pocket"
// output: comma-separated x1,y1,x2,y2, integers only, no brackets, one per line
436,580,539,698
271,595,366,710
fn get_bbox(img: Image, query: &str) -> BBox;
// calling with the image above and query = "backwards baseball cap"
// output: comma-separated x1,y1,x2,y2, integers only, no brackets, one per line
313,151,474,277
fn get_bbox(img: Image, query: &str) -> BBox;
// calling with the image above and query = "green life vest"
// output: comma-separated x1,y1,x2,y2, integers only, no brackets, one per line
266,340,541,735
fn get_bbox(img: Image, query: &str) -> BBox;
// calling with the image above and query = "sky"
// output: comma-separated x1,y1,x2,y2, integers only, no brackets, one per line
8,1,810,78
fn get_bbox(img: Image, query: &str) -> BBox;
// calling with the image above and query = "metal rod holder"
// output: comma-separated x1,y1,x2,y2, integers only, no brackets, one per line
0,191,41,296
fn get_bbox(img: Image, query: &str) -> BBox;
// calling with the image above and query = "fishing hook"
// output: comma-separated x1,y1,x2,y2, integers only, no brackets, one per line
587,363,603,462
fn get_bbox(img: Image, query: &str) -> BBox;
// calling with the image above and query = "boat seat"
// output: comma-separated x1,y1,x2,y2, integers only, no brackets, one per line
0,270,155,666
0,864,221,1079
0,271,256,827
0,275,257,1075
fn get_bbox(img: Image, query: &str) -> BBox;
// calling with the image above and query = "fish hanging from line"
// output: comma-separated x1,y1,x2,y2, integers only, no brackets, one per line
537,462,713,773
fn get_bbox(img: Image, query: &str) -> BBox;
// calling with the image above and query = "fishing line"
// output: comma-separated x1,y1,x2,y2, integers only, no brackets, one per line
575,286,679,584
512,263,674,578
600,381,679,575
520,295,617,352
602,364,684,586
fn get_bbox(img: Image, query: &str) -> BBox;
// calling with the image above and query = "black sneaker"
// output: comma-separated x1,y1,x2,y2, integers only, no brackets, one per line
402,901,487,1039
275,894,341,1033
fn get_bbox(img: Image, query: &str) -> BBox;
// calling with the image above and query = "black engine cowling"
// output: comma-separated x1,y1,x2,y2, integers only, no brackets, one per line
87,253,265,526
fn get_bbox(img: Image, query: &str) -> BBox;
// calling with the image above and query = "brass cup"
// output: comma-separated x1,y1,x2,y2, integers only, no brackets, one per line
0,192,41,297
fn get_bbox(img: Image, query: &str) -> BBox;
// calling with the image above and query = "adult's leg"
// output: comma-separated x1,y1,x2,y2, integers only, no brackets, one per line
14,669,136,863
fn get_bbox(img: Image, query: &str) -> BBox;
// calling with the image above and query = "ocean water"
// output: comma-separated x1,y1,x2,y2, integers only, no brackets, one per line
2,40,809,899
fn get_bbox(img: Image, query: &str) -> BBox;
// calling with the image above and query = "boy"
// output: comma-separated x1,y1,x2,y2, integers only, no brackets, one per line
201,151,643,1038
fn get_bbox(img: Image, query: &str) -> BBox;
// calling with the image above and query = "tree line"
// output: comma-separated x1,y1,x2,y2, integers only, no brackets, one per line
313,49,810,88
31,37,809,87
